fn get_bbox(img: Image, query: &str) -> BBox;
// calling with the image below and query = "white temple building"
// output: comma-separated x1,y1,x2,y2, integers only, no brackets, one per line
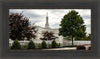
33,12,63,43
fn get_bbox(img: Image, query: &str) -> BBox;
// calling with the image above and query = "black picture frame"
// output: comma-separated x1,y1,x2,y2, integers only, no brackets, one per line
0,0,100,59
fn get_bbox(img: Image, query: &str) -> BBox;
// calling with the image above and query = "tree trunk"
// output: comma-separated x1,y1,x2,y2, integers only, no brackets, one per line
72,36,74,46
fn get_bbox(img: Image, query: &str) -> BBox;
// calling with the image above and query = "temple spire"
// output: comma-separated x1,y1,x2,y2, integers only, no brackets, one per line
47,12,48,16
45,12,49,28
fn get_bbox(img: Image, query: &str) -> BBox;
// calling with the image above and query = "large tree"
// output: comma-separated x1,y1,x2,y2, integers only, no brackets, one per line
59,10,86,45
9,13,37,40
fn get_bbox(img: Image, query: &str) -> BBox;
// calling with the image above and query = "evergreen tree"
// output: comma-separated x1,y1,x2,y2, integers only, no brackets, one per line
51,40,58,48
11,40,21,49
27,40,35,49
41,40,47,48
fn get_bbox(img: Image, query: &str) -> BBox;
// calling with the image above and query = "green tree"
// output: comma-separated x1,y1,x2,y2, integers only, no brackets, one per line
51,40,58,48
38,43,42,48
27,40,35,49
11,39,21,49
41,40,47,48
59,10,86,45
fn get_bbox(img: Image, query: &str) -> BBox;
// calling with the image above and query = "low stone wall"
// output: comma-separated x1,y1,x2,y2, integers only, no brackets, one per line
63,41,91,46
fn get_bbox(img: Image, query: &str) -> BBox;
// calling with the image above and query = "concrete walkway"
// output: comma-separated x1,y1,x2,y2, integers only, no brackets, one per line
43,47,76,50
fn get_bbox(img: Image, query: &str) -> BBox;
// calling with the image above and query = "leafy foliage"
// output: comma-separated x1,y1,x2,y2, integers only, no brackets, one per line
41,40,47,48
75,34,91,40
48,44,52,48
11,40,21,49
27,40,35,49
23,44,28,49
63,36,72,40
40,31,57,40
9,13,37,40
59,10,86,45
51,40,58,48
87,34,91,40
38,43,42,48
57,43,61,48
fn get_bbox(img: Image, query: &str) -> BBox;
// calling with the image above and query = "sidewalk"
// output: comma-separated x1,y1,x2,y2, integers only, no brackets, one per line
43,47,76,50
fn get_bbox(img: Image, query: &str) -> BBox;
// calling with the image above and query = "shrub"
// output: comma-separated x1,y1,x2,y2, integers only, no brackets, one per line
38,43,42,48
77,45,85,50
27,40,35,49
51,40,58,48
11,40,21,49
57,43,61,48
48,44,51,48
23,44,28,49
41,40,47,48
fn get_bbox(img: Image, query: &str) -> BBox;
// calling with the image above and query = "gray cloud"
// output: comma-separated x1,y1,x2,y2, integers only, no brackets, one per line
86,24,91,28
82,15,91,19
51,23,60,29
23,13,41,18
9,9,91,34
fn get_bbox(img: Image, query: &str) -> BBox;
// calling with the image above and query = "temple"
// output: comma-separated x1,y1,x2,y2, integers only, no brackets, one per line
34,12,63,44
45,12,50,29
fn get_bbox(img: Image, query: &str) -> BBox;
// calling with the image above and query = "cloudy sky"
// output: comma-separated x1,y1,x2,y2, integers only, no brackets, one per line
9,9,91,35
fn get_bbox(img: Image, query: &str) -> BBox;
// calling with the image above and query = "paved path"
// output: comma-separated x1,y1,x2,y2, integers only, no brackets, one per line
43,47,77,50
